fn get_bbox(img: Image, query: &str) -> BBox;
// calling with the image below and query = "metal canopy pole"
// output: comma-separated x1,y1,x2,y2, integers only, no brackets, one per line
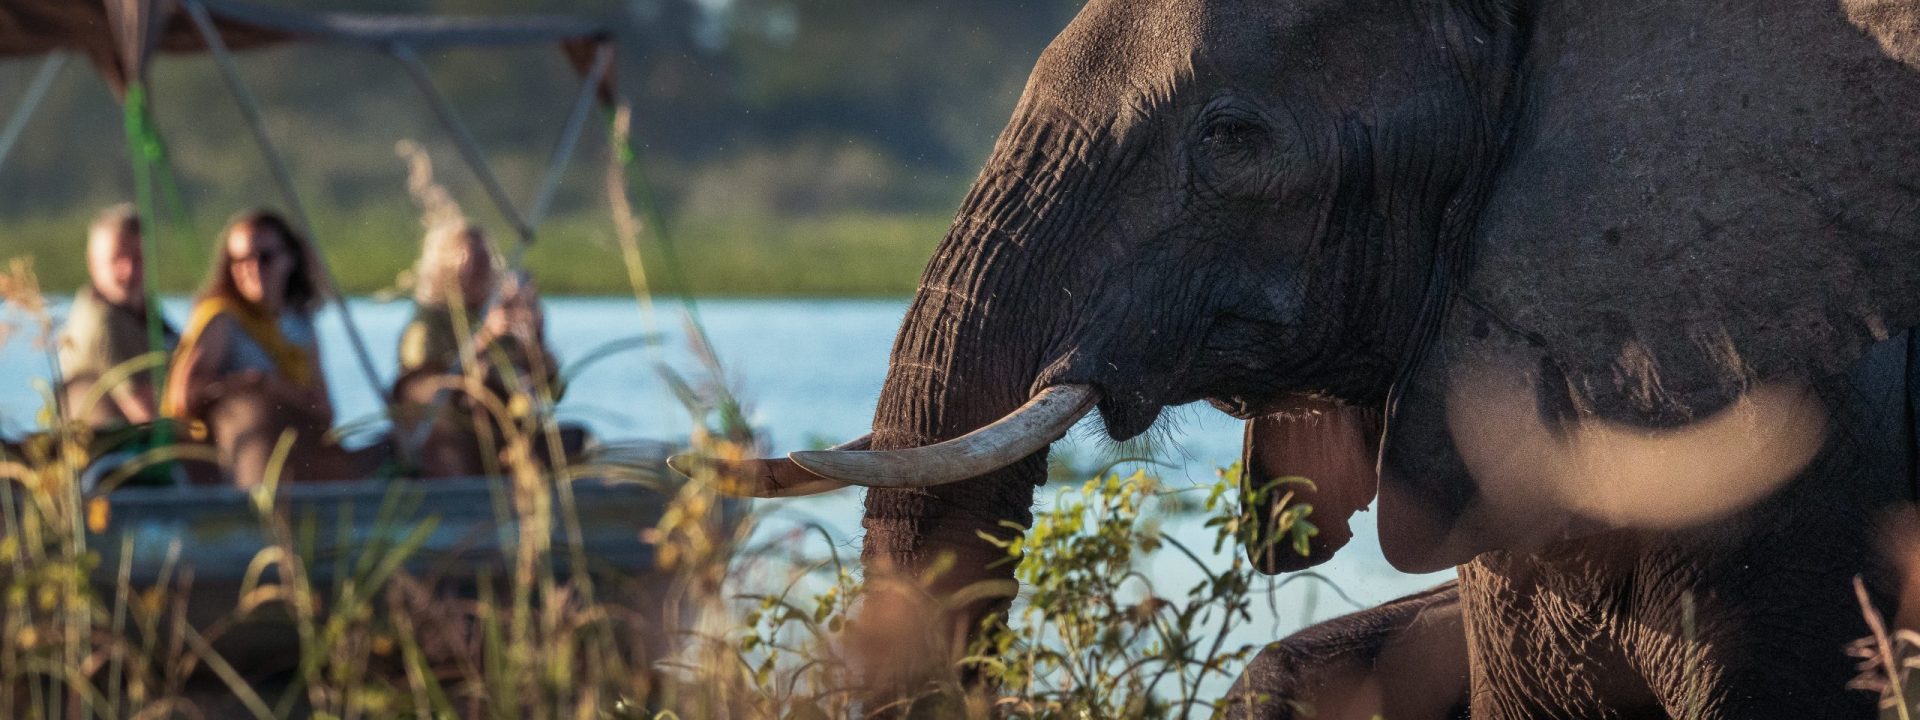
386,44,609,459
390,43,535,247
526,42,613,230
179,0,389,401
0,54,66,179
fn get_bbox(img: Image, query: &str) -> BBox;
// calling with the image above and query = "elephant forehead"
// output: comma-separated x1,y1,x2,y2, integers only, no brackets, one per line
1031,0,1205,113
1843,0,1920,69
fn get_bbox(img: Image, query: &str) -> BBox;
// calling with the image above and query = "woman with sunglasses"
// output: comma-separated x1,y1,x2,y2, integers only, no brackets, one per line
165,211,373,487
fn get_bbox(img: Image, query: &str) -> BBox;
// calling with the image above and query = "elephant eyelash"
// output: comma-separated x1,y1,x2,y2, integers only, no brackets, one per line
1199,115,1270,159
1194,126,1272,195
1202,119,1264,147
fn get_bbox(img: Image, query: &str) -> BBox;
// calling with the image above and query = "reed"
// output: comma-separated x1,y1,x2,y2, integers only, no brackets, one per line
0,161,1303,718
5,141,1914,716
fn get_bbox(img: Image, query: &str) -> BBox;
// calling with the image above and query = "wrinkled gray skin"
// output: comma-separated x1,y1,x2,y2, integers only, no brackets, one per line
1225,330,1915,719
1227,582,1470,720
856,0,1920,716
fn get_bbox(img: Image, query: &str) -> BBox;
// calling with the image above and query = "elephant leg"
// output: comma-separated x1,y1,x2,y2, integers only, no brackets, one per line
1620,520,1889,720
1223,582,1469,720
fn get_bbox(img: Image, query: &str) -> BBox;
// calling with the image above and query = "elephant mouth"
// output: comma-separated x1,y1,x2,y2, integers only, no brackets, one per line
1088,388,1168,441
1208,395,1304,421
1188,311,1391,421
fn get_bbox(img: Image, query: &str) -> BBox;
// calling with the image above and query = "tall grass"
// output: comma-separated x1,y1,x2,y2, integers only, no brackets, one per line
7,123,1916,720
0,248,1287,719
0,102,1309,719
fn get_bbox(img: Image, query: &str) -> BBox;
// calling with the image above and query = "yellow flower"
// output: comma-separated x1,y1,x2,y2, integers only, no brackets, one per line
86,497,110,534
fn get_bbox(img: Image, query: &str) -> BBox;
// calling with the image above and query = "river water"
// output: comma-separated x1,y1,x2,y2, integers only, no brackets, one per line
0,296,1451,684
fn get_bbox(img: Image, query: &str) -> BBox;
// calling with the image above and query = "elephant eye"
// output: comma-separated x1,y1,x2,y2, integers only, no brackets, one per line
1202,117,1267,153
1195,109,1274,192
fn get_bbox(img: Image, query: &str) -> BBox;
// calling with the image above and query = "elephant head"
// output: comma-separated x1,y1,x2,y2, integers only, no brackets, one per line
691,0,1920,687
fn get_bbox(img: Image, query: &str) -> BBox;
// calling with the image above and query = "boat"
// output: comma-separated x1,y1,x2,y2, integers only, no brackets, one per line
92,446,685,589
0,1,734,665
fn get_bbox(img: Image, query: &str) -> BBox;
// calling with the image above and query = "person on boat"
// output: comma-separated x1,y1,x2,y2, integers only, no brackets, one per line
397,222,494,378
57,204,177,428
472,271,582,466
476,270,562,399
392,222,570,477
396,221,561,388
164,210,377,487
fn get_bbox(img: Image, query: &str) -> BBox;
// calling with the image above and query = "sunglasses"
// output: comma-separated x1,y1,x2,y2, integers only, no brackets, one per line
230,248,288,267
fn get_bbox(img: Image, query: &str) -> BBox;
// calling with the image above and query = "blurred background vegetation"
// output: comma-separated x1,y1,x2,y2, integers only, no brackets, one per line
0,0,1085,296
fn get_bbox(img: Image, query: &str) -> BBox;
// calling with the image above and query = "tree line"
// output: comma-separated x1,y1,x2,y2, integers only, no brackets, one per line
0,0,1084,226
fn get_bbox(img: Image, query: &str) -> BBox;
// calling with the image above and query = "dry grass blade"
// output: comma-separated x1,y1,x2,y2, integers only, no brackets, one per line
397,139,466,232
177,624,274,720
1856,574,1916,720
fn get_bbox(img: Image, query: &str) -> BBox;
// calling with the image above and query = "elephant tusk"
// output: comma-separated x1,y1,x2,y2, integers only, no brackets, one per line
788,384,1099,488
668,434,871,498
1446,366,1828,530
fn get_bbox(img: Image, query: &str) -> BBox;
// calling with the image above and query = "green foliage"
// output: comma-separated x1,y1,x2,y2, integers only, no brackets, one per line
670,464,1292,719
966,469,1266,718
1229,468,1321,567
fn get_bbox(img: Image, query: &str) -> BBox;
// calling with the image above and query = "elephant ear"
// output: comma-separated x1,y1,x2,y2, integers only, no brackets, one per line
1375,0,1920,572
1240,401,1380,575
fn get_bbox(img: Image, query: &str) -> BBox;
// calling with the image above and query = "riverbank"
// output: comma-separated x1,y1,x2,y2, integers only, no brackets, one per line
3,209,946,298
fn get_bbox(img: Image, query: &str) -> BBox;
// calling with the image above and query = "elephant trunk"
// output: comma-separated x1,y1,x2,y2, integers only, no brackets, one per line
852,112,1095,690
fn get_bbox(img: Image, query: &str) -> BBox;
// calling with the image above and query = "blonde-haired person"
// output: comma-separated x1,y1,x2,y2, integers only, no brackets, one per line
392,223,569,477
392,222,492,478
398,222,494,376
165,210,381,487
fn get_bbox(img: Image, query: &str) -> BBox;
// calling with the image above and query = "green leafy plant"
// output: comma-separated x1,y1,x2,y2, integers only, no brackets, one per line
965,468,1266,718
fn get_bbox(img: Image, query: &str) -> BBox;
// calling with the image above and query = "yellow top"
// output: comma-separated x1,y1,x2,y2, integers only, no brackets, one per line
163,296,317,418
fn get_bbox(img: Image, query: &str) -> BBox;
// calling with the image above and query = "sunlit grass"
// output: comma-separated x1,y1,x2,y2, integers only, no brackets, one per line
0,229,1302,718
8,124,1916,720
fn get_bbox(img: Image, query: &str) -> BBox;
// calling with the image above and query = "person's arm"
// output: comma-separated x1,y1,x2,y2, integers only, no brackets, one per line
107,373,160,424
101,316,162,423
249,318,334,426
57,304,107,422
397,319,432,374
166,315,235,421
305,339,335,426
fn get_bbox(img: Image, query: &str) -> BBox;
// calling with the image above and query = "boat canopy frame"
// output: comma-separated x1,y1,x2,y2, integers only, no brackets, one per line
0,0,623,443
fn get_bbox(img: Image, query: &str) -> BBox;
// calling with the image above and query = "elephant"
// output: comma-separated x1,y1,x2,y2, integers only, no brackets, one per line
1226,582,1470,720
678,0,1920,715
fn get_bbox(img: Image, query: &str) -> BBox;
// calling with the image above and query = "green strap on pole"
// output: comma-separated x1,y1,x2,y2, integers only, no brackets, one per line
120,84,171,452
